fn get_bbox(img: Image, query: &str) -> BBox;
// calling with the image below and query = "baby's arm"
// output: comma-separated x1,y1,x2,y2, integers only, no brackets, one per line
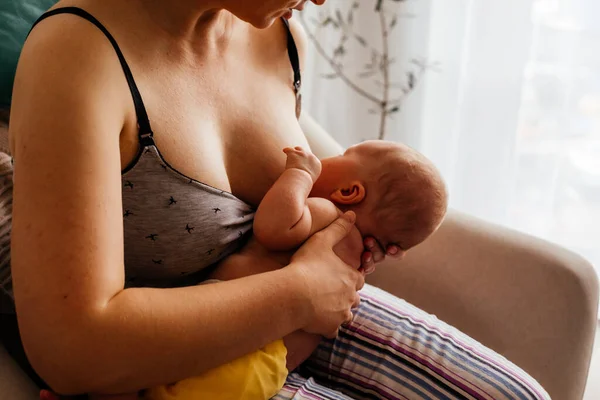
254,146,336,251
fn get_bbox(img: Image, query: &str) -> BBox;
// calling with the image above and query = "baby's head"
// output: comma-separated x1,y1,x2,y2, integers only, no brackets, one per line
312,140,448,253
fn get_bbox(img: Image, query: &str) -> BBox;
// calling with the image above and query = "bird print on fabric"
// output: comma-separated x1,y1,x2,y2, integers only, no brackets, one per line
121,145,255,286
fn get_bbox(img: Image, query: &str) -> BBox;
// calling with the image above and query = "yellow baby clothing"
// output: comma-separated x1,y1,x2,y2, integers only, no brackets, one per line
144,339,288,400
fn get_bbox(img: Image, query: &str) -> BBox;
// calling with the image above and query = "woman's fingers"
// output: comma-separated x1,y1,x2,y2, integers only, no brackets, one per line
364,237,385,263
325,328,339,339
362,239,405,273
361,251,375,274
318,211,356,248
355,269,365,291
352,293,361,309
341,309,354,327
292,211,362,337
387,244,405,259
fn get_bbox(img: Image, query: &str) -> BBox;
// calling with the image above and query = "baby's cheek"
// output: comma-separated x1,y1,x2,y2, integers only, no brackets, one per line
332,226,363,269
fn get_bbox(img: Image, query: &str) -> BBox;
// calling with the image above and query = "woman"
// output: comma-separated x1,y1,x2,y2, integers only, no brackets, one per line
5,0,550,398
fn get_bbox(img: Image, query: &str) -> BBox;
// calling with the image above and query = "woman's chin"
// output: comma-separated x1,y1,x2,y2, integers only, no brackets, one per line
246,9,294,29
246,16,279,29
283,9,294,20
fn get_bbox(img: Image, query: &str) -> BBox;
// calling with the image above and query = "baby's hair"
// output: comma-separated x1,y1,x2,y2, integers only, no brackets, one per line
365,143,448,250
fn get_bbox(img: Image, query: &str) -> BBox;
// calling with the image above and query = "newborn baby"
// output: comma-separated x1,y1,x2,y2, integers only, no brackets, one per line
261,139,448,253
141,140,448,400
44,141,447,400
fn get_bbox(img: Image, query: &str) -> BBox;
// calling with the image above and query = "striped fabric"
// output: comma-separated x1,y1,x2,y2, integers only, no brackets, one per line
273,285,550,400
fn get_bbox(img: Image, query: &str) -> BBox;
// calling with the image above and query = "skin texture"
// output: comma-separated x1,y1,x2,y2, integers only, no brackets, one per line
8,0,383,397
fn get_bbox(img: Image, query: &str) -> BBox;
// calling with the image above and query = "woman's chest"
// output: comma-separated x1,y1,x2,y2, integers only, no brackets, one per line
126,66,308,207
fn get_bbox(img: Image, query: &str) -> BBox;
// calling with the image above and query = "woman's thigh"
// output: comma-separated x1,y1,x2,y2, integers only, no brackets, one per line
297,285,551,400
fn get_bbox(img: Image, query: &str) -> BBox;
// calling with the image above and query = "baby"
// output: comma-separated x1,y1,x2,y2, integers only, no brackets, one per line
42,141,447,400
141,140,448,400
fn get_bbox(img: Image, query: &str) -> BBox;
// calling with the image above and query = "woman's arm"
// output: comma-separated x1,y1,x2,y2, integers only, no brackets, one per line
10,20,308,396
10,19,362,396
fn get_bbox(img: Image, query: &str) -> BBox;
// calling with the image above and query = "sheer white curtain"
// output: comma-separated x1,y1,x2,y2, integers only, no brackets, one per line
300,0,600,274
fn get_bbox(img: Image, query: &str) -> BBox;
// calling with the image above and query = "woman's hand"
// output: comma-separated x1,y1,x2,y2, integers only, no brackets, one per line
360,238,404,275
288,211,364,338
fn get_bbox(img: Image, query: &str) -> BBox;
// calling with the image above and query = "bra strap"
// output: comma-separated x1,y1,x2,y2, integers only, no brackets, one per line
30,7,155,145
281,18,302,117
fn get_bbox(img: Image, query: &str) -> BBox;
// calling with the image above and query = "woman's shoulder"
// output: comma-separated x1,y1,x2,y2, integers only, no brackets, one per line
12,8,131,141
22,7,121,72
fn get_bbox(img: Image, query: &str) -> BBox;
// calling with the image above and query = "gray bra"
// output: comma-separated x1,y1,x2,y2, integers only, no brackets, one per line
29,7,302,288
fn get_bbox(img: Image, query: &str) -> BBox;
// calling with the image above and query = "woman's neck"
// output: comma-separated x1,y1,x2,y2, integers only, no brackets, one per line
133,0,236,45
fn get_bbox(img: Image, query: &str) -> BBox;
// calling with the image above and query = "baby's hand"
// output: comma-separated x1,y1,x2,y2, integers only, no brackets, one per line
283,146,322,182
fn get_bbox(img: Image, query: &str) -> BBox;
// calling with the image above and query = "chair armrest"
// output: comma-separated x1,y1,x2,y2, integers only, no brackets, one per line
0,344,39,400
299,112,344,159
368,209,599,400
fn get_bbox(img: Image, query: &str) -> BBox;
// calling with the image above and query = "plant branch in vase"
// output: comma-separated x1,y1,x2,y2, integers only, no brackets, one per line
300,0,439,140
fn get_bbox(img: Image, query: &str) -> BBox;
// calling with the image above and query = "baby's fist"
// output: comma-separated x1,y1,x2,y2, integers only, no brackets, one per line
283,146,322,182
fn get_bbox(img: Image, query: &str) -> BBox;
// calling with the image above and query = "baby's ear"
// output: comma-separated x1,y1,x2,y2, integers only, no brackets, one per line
331,181,366,205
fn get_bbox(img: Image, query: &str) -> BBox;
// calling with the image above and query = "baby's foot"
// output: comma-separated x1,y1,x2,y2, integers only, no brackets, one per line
283,146,322,182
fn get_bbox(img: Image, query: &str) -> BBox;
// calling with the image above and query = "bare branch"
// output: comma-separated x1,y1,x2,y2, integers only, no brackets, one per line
301,0,435,140
300,13,382,105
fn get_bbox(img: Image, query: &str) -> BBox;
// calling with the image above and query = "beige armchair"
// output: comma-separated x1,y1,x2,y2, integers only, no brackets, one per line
0,113,598,400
